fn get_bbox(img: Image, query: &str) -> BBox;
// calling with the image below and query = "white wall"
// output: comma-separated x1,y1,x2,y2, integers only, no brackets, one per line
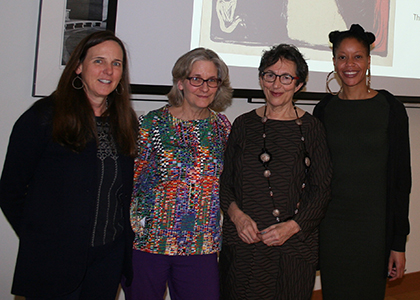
0,1,40,299
0,1,419,299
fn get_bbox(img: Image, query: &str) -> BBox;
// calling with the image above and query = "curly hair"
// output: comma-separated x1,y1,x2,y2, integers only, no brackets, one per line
258,44,308,93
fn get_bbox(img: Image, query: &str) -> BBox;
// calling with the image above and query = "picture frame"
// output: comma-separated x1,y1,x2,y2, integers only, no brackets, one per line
32,0,117,97
31,0,419,103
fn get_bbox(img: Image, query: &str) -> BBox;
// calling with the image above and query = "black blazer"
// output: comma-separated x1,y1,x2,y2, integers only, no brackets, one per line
0,96,134,297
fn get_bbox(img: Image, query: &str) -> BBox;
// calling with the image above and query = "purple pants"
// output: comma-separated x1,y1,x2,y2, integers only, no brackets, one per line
122,250,219,300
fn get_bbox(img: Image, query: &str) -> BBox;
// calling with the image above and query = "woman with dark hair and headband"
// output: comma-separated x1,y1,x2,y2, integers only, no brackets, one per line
313,24,411,299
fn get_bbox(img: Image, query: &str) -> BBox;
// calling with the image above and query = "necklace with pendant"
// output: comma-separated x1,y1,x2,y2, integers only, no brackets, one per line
259,105,311,223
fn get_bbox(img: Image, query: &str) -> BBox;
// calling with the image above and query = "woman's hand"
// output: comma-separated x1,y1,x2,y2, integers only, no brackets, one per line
258,220,301,247
388,250,406,281
228,202,260,244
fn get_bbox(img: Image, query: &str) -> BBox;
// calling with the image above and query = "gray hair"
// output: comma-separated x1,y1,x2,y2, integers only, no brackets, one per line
167,48,232,112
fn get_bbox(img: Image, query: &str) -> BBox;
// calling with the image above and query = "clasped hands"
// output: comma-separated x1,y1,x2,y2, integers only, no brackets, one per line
228,202,300,246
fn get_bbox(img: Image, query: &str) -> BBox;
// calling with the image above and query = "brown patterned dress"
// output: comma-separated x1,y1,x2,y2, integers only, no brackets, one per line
219,109,332,300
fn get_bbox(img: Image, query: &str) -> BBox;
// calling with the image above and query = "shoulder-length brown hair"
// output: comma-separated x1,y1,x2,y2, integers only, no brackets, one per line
52,30,137,157
167,48,232,112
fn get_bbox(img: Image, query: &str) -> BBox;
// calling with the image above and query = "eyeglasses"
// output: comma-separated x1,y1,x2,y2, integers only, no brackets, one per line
186,77,221,88
261,72,299,85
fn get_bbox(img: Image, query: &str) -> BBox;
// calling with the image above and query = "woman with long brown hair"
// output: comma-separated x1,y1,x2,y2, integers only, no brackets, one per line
0,30,138,300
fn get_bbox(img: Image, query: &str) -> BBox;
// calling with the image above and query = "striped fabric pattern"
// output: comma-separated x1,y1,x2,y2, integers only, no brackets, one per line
219,109,332,299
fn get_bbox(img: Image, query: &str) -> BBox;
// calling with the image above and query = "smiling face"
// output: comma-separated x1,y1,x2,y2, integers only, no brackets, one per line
333,37,370,90
259,59,303,109
177,60,219,112
76,40,123,105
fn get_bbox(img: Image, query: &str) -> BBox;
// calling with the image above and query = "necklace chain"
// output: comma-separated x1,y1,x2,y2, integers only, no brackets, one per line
259,105,311,222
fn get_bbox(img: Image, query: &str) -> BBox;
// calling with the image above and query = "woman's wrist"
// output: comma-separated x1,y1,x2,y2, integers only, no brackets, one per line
286,220,301,235
228,201,242,224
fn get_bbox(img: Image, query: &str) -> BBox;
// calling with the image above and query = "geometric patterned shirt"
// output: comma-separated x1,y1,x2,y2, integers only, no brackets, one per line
130,105,231,255
91,117,124,247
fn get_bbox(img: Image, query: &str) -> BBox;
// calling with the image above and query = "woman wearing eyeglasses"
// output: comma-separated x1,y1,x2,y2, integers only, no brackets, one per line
124,48,232,300
219,44,332,300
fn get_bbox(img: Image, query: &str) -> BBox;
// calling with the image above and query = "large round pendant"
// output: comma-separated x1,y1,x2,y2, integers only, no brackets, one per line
272,209,280,217
260,152,271,163
304,156,311,167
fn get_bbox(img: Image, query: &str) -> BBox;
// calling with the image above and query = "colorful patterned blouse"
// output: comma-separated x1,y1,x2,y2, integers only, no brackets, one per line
131,105,231,255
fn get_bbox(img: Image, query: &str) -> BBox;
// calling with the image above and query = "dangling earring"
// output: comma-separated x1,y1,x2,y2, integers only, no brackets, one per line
115,82,124,95
367,68,371,93
72,75,84,90
326,71,342,95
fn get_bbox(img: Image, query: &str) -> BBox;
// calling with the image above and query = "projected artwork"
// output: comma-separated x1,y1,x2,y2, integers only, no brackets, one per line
215,0,243,34
198,0,393,65
111,0,418,97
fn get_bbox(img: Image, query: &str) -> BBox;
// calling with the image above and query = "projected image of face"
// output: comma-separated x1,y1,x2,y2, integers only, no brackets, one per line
177,60,219,112
260,59,303,109
333,37,370,90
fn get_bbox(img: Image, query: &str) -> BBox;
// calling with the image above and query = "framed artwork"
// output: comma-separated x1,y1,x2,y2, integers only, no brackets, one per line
32,0,418,103
32,0,117,97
